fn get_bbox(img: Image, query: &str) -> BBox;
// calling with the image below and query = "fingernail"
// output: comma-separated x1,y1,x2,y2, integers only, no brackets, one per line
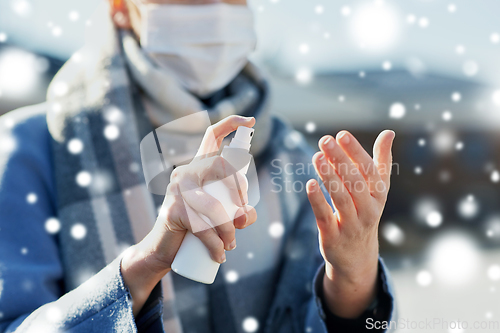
220,253,226,263
318,153,325,161
338,131,350,145
323,137,334,149
229,239,237,250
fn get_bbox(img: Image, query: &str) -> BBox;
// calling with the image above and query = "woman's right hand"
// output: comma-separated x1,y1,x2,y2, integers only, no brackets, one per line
121,115,257,315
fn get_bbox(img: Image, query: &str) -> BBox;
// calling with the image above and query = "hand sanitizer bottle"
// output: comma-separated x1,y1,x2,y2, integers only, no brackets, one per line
171,126,255,284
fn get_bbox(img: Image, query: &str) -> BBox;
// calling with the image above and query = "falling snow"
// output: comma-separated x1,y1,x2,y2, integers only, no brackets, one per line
492,90,500,106
340,6,351,17
451,92,461,102
242,317,259,333
305,122,316,133
389,102,405,119
314,5,324,15
382,222,405,246
104,124,120,141
418,17,429,28
416,270,432,286
382,61,392,71
442,111,453,121
463,60,479,77
426,211,442,228
487,265,500,281
225,270,239,283
457,195,479,219
491,33,500,44
52,81,68,96
491,170,500,183
76,171,92,187
26,192,37,204
295,68,312,84
45,218,61,234
269,222,285,238
69,10,80,22
67,138,84,154
455,44,465,55
71,223,87,240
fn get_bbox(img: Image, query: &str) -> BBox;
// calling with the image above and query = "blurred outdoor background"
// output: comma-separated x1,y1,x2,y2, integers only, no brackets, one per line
1,0,500,331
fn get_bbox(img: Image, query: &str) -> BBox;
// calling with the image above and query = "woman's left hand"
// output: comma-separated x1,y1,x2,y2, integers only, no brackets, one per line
306,130,395,318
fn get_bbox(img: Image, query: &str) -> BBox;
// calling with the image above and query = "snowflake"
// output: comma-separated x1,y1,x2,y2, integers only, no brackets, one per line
451,92,461,102
418,17,429,28
389,102,405,119
67,138,84,154
455,44,465,55
76,171,92,187
69,10,79,22
71,223,87,240
52,81,68,96
104,124,120,141
299,43,309,54
225,270,239,283
491,170,500,183
341,6,351,17
457,195,479,219
26,192,37,204
45,218,61,234
269,222,285,238
426,211,442,228
442,111,453,121
463,60,478,77
416,270,432,286
382,222,405,246
242,317,259,333
52,26,62,37
295,68,312,84
305,122,316,133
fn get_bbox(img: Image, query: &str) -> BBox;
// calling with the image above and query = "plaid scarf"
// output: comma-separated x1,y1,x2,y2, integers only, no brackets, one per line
46,5,321,333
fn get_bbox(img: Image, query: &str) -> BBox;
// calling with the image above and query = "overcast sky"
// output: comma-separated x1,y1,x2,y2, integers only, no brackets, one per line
1,0,499,86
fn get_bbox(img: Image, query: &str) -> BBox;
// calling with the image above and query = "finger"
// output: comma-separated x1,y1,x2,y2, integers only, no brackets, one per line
197,115,255,156
179,180,232,232
201,156,248,207
184,204,226,263
234,205,257,229
373,130,396,191
213,220,237,251
312,152,356,221
319,135,371,209
336,131,384,199
306,179,338,238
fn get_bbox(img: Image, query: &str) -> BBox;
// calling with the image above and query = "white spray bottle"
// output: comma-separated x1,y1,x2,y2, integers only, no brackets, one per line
171,126,255,284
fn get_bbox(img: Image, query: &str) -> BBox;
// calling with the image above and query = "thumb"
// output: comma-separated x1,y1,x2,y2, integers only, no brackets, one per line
373,130,396,188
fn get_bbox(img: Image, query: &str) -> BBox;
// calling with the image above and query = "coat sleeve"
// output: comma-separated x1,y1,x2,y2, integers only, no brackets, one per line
0,110,161,333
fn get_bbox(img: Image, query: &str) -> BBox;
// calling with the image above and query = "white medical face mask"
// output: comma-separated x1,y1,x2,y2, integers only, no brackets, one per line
136,2,257,97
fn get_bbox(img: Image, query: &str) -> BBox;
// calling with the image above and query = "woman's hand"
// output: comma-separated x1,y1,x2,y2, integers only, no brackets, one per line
121,115,257,315
306,130,395,319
